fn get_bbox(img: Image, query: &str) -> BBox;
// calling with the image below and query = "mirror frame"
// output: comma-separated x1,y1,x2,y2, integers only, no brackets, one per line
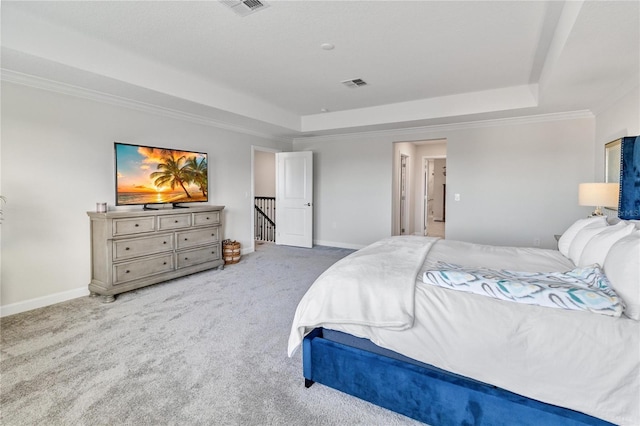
605,139,622,184
604,139,621,212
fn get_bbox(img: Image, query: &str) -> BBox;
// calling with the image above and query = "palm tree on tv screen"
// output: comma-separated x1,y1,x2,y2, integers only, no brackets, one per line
150,154,192,198
185,156,208,197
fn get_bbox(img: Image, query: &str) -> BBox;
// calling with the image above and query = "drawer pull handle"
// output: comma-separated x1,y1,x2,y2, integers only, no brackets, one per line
174,220,178,223
125,247,130,251
125,270,130,274
184,257,188,260
163,262,167,265
135,224,139,227
184,238,188,241
206,217,209,220
163,241,167,244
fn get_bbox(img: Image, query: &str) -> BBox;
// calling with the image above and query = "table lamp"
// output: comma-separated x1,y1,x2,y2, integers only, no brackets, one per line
578,183,619,216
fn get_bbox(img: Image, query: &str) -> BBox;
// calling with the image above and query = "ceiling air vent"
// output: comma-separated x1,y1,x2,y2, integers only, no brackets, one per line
220,0,270,17
341,78,368,88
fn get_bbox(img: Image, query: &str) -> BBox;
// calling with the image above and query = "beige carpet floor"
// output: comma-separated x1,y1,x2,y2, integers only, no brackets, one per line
1,243,423,426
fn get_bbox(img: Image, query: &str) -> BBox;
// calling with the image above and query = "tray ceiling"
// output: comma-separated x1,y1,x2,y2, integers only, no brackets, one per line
1,1,638,138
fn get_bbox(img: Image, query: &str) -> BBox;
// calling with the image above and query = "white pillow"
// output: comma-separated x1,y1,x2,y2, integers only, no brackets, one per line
578,223,635,267
558,216,607,257
604,231,640,320
568,221,611,264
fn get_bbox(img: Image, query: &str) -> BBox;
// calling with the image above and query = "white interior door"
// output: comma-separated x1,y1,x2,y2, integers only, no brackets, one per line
276,151,313,248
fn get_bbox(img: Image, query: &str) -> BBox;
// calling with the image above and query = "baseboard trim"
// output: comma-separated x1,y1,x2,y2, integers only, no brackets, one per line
0,287,90,318
313,240,366,250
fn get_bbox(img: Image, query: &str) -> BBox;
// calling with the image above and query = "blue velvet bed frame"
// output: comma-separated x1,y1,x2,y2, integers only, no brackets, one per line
302,328,613,425
619,135,640,220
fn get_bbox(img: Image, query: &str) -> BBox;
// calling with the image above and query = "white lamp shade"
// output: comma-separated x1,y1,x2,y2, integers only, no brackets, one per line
578,183,619,208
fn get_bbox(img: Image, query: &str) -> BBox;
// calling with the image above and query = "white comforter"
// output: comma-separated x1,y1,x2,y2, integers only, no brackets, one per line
288,237,640,425
288,236,437,352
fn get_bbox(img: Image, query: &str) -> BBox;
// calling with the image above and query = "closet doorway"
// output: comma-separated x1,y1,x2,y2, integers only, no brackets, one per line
423,157,446,238
392,139,447,238
399,154,408,235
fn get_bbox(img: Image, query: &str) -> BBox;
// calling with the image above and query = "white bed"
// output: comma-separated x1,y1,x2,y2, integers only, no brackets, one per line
289,219,640,425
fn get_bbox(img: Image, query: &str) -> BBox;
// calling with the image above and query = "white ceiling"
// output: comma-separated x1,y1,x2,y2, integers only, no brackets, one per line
1,1,638,139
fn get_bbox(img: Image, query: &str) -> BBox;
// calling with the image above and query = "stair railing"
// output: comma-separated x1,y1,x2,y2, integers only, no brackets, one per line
255,196,276,242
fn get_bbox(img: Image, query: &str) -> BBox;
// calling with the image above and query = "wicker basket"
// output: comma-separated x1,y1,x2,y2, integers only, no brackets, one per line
222,240,241,265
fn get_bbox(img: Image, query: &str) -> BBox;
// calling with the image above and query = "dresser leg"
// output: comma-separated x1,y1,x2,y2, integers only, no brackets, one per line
101,295,116,303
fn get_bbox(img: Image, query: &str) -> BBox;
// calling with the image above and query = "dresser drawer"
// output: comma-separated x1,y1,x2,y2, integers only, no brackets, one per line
193,211,220,226
176,226,219,249
113,253,174,285
112,217,155,236
177,245,220,268
88,206,224,300
158,214,191,230
113,234,174,261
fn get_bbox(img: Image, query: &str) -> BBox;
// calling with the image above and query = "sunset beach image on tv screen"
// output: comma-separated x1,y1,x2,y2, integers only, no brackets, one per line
115,143,208,205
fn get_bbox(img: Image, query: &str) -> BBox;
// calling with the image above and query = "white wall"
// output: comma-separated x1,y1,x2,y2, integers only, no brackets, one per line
3,79,636,314
0,82,290,313
444,119,595,247
416,142,447,158
292,135,394,249
594,84,640,179
294,115,596,250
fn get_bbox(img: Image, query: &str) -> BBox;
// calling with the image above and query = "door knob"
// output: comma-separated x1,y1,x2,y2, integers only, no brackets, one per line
305,203,311,206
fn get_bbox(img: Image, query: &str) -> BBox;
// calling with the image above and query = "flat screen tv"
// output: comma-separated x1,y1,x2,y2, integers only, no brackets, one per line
114,142,208,209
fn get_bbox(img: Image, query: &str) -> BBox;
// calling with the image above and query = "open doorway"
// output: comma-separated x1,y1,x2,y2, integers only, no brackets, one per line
423,157,446,238
399,154,408,235
251,147,278,252
392,139,447,238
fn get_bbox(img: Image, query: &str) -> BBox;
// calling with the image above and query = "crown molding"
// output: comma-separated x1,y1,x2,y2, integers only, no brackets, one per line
1,68,597,147
1,68,294,144
292,110,594,144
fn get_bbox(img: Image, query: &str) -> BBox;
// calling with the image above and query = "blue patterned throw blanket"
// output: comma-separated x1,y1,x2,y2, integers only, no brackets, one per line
423,262,623,317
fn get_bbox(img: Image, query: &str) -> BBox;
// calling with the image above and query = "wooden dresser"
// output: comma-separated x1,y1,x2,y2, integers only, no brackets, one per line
87,205,225,302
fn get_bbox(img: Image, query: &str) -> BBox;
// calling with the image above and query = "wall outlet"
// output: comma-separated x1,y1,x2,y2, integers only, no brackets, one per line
454,193,460,201
533,238,541,247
